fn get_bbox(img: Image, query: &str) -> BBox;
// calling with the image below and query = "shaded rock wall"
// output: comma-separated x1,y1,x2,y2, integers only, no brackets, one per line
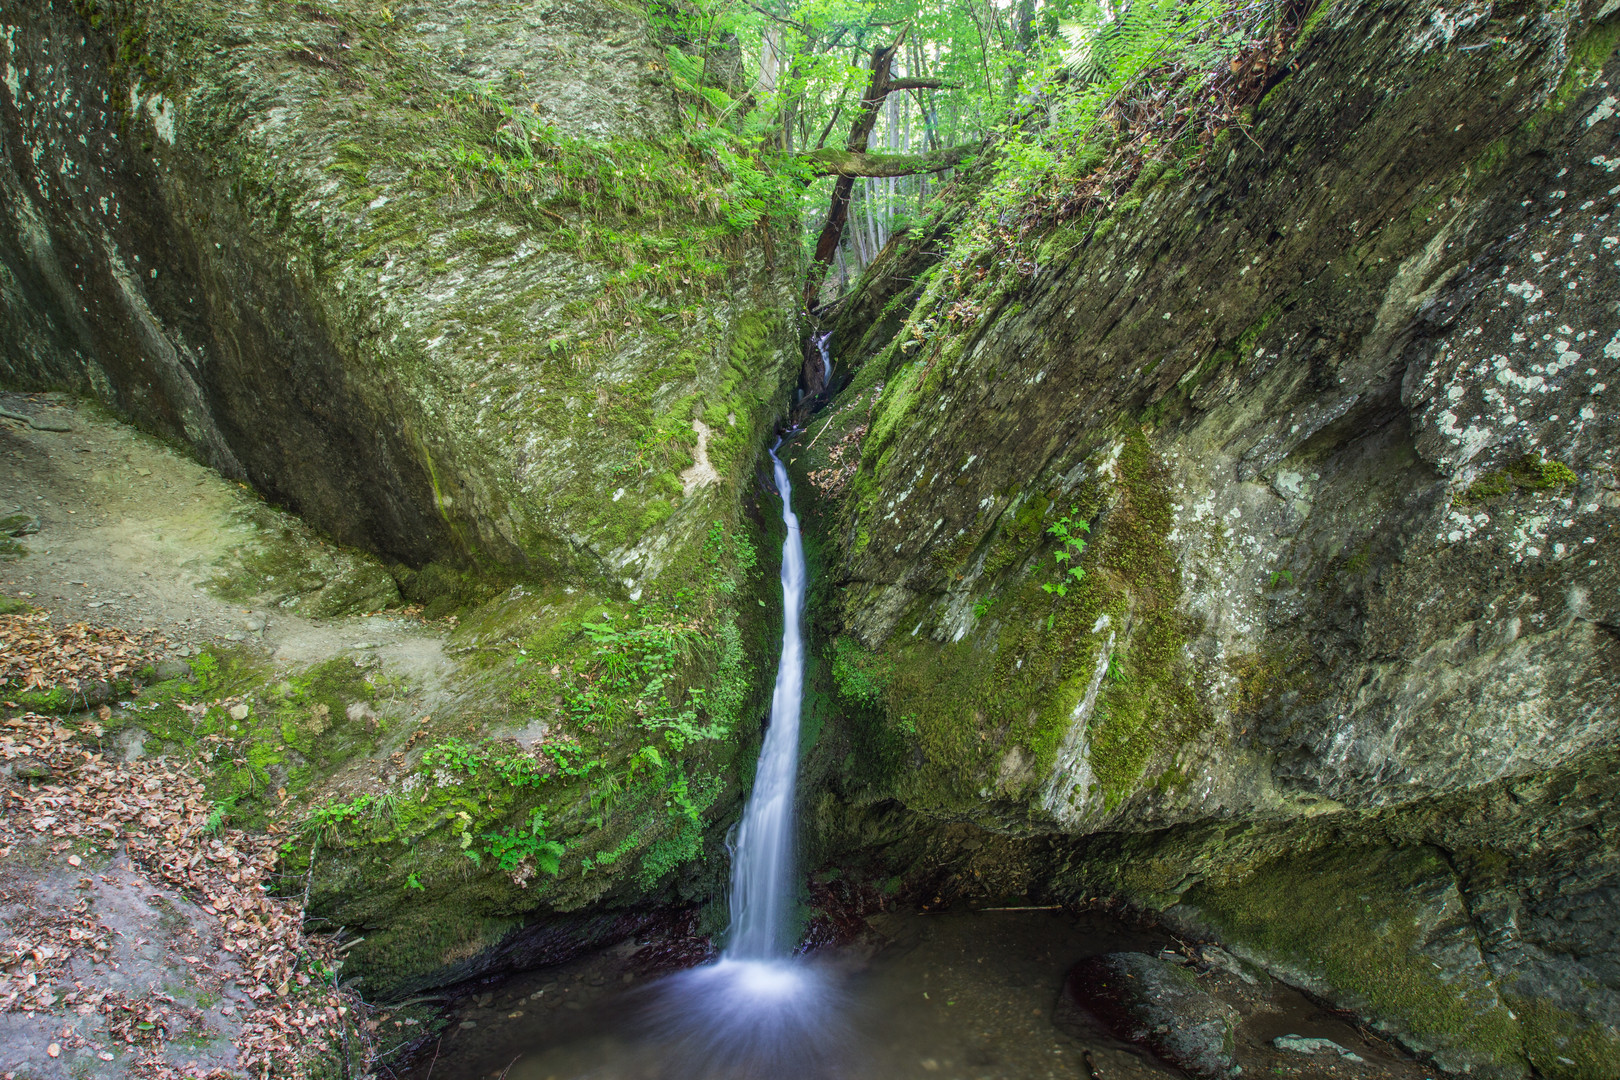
0,0,797,589
796,1,1620,1075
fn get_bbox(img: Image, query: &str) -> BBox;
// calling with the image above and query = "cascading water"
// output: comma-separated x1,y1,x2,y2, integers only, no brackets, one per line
814,331,833,392
724,440,807,960
441,435,1191,1080
634,435,844,1079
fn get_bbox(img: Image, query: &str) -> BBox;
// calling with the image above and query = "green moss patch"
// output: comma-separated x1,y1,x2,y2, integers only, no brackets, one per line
829,430,1207,817
1455,455,1578,506
1182,845,1526,1074
1512,994,1620,1080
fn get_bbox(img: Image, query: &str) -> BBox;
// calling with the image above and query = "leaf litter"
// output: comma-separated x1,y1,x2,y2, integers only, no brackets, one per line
0,704,377,1078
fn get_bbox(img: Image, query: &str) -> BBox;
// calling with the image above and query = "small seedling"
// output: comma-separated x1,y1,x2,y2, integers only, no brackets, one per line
1042,507,1091,597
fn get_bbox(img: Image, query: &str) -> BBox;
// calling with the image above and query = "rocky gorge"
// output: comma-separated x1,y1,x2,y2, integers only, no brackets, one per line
1,0,1618,1078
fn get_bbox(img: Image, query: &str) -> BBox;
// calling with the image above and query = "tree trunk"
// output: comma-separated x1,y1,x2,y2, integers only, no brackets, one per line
803,34,904,309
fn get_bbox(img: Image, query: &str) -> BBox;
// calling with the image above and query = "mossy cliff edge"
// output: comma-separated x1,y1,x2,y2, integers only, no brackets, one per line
1,0,799,999
796,1,1620,1076
0,0,797,590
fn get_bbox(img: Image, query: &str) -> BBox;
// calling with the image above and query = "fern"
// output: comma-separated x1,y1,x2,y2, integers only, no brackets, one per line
1060,0,1228,89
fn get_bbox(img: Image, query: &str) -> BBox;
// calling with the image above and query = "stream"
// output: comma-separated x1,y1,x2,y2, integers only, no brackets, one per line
408,907,1177,1080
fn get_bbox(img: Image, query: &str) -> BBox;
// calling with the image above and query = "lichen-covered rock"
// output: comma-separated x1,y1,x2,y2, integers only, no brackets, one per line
800,0,1620,1075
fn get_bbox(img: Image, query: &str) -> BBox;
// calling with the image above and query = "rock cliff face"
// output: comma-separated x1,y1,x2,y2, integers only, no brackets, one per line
8,0,1620,1071
797,1,1620,1075
1,0,794,590
2,0,797,998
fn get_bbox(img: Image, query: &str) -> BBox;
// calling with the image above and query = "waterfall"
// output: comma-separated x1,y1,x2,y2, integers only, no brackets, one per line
724,441,806,959
815,332,833,392
638,434,843,1080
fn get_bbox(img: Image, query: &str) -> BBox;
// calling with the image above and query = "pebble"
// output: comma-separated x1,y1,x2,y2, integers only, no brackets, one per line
245,615,267,632
229,703,250,721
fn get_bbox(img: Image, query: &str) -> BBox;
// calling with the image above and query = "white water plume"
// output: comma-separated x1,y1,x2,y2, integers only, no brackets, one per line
724,440,807,960
628,436,845,1079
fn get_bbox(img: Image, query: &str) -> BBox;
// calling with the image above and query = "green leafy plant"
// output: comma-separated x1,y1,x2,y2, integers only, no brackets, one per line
482,808,566,877
404,871,424,891
1041,507,1091,597
204,796,237,835
307,793,377,837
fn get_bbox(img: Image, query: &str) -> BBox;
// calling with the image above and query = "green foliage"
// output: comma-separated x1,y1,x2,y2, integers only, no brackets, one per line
1041,507,1090,596
204,797,237,836
482,809,566,877
422,736,597,784
636,767,722,888
432,60,805,290
831,636,895,708
309,794,383,835
951,0,1301,265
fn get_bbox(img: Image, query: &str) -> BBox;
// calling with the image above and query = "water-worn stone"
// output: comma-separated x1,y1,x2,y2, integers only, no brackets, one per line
1063,952,1240,1079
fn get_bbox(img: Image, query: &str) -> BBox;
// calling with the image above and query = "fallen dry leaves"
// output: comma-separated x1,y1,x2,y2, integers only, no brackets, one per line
806,423,868,498
0,611,157,695
0,711,375,1078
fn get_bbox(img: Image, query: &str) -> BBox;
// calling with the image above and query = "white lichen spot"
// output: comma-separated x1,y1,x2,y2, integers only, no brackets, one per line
148,95,177,145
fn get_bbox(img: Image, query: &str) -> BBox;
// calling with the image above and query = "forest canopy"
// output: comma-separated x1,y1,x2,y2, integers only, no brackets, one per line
535,0,1318,306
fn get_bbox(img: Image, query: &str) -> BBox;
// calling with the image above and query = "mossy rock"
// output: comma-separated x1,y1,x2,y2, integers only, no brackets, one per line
1175,845,1525,1078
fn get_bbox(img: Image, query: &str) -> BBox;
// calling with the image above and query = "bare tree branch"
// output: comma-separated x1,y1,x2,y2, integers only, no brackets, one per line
885,77,960,92
806,144,977,177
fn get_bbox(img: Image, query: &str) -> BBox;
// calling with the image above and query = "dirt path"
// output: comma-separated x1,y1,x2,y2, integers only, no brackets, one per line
1,392,453,691
1,394,479,1077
